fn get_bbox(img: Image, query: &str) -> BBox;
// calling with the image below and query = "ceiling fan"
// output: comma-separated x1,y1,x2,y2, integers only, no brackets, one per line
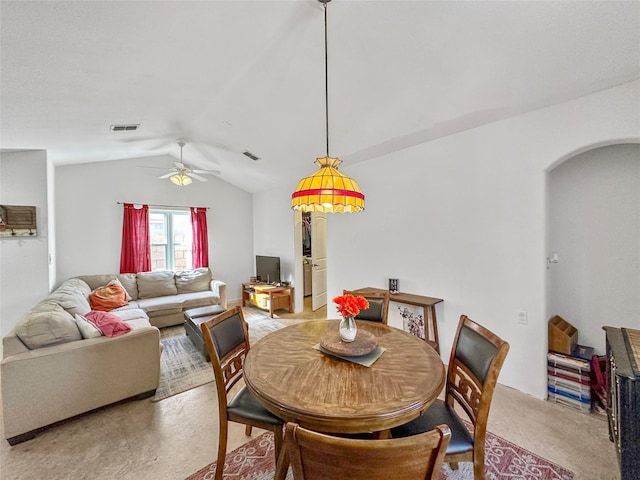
144,139,221,186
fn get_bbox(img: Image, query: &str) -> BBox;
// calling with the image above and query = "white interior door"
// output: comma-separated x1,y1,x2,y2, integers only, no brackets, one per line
311,212,327,311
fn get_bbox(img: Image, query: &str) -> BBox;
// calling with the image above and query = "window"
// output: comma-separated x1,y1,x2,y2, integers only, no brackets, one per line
149,209,193,271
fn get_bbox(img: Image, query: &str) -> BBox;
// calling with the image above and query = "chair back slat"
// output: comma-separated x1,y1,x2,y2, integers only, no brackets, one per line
220,346,246,392
286,422,450,480
448,359,483,423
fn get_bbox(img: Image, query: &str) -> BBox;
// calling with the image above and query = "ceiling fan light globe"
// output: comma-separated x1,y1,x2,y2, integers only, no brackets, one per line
170,173,192,186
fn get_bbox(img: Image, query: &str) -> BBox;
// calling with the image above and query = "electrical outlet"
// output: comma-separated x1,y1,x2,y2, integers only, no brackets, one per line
517,310,528,325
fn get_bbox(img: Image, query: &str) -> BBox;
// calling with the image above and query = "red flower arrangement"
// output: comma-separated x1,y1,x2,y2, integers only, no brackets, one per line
333,294,369,318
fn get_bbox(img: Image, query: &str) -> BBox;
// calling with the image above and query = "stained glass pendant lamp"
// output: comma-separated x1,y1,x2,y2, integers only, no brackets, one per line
291,0,364,213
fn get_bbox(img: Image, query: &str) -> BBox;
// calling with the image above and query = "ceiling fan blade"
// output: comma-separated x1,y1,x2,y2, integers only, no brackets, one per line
158,172,175,179
192,169,221,175
137,165,174,170
186,172,208,182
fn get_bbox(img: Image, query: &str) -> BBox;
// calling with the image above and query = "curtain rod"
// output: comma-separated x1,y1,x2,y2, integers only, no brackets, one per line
116,202,209,210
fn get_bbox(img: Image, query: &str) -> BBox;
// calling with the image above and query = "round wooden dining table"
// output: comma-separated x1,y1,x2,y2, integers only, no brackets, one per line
243,319,445,479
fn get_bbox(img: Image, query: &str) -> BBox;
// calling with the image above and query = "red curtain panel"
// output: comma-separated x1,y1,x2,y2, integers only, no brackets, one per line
190,207,209,268
119,203,151,273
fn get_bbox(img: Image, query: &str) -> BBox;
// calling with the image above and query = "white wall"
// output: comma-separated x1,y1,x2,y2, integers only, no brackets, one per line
252,188,297,303
0,150,51,337
55,155,254,303
253,80,640,398
548,144,639,354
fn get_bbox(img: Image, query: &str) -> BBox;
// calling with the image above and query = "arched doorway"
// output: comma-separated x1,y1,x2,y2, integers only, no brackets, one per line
546,143,639,353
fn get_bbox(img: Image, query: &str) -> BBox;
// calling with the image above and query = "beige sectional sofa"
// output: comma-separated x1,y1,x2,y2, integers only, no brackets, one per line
78,268,227,328
1,268,226,445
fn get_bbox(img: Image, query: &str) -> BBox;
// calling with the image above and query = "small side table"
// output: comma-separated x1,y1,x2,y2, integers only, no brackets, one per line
355,287,443,354
242,283,294,318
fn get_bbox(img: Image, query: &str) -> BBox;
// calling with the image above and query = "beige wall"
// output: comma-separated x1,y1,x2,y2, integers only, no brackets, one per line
0,150,51,337
253,80,640,398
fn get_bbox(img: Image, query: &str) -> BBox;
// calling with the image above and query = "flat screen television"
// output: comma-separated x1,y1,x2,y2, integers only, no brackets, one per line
256,255,281,284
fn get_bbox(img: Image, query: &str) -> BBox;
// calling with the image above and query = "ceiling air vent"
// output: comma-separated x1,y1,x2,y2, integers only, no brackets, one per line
110,124,140,132
243,150,260,161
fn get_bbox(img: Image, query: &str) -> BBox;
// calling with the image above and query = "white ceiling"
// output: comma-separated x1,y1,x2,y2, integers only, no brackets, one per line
2,1,639,193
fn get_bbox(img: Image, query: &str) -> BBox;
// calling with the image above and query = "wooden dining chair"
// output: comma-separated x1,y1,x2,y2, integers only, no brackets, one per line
285,421,451,480
391,315,509,480
343,289,390,324
201,306,284,480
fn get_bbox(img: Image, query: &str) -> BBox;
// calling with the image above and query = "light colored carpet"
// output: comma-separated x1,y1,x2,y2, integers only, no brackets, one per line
150,308,286,402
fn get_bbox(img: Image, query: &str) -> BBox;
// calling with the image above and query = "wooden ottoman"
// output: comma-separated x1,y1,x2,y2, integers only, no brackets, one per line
184,305,225,361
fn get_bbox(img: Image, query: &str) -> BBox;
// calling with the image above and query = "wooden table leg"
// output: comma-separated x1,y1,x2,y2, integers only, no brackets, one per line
421,305,440,354
428,305,439,354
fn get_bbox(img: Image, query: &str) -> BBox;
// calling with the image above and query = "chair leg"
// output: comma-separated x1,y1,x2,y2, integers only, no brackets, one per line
272,424,284,461
245,425,253,436
473,452,485,480
473,461,485,480
215,421,229,480
274,439,290,480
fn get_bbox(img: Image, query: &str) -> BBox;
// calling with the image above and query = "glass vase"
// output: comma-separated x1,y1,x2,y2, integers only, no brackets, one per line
339,315,357,342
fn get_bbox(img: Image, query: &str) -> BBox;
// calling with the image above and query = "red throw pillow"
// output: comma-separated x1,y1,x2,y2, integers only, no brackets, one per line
89,283,128,311
84,311,132,337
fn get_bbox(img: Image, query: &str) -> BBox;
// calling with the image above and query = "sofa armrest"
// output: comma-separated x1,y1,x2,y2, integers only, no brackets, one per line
211,280,227,309
1,326,161,441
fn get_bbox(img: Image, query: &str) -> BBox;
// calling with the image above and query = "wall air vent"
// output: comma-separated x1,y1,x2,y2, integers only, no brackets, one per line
110,124,140,132
243,151,260,161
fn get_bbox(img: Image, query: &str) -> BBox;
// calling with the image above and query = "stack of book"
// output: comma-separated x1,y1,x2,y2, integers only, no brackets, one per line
547,350,592,412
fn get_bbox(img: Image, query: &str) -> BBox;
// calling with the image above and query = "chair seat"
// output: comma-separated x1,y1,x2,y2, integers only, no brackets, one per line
228,386,283,426
390,400,474,456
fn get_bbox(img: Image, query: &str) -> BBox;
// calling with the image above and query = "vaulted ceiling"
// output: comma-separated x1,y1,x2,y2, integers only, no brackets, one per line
2,1,638,193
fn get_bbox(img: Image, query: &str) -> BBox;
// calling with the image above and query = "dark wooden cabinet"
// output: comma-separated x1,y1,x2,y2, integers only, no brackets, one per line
603,327,640,480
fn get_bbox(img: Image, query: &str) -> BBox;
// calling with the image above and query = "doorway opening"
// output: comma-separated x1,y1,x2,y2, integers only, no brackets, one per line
294,210,328,318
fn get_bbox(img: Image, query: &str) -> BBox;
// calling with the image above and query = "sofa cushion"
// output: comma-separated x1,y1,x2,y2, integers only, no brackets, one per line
175,268,211,294
107,278,132,301
47,279,92,316
137,271,177,299
85,311,132,337
89,283,128,311
116,274,138,300
124,317,155,330
74,313,103,339
15,302,82,349
134,296,183,316
77,274,119,291
178,291,219,310
110,307,149,323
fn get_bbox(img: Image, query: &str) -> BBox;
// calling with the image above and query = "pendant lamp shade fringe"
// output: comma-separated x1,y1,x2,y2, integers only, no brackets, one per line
291,157,364,213
291,0,364,213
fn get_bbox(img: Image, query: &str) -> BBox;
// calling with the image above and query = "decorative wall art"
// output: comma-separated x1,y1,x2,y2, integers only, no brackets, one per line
0,205,37,237
398,306,425,340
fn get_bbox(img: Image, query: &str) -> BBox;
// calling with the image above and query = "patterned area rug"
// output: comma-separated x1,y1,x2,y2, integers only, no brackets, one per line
185,430,574,480
150,307,285,402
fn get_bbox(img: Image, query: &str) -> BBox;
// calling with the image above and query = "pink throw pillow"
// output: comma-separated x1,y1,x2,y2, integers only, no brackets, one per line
84,311,132,337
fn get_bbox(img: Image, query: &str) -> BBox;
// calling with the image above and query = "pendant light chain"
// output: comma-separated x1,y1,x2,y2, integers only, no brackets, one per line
290,0,365,213
324,0,330,158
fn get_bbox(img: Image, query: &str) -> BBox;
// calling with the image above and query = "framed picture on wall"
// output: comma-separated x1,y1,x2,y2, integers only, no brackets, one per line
0,205,37,237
